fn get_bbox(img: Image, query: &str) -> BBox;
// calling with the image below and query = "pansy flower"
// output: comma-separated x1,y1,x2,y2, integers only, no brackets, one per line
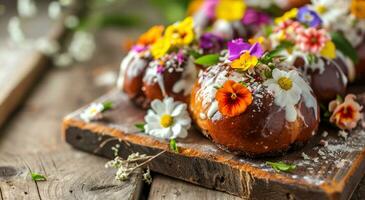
137,25,164,47
151,38,171,59
215,0,246,21
215,80,253,117
165,17,195,47
297,6,322,27
227,38,264,71
329,94,363,130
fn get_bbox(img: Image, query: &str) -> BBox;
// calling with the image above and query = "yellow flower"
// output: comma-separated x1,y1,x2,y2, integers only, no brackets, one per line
187,0,204,16
231,52,258,71
351,0,365,19
248,36,265,45
215,0,246,21
151,38,171,59
165,17,195,46
320,41,336,59
137,25,164,46
275,8,298,24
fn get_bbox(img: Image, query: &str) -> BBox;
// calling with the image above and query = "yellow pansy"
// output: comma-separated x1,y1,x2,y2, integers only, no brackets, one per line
165,17,195,46
275,8,298,24
231,52,258,71
351,0,365,19
320,41,336,59
215,0,246,21
248,36,265,45
151,38,171,59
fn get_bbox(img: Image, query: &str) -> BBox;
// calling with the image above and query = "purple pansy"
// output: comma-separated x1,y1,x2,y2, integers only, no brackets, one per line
199,33,225,54
242,8,271,26
227,38,264,61
297,6,322,27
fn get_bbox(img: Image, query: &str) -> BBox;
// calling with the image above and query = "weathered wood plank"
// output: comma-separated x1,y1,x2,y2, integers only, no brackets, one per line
0,150,143,200
63,89,365,199
149,175,241,200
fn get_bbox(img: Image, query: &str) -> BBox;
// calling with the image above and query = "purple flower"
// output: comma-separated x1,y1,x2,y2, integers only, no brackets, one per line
177,50,185,65
227,38,264,61
199,33,225,54
131,44,148,53
297,6,322,27
157,65,165,74
242,8,271,26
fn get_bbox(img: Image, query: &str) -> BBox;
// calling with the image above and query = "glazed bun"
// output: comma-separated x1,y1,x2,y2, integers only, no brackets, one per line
118,50,197,108
190,64,320,157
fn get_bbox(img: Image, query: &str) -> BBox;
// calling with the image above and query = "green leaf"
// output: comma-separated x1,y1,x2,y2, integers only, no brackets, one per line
331,32,358,63
31,172,46,181
194,54,220,67
169,139,179,153
135,123,145,132
188,49,202,59
102,101,113,112
266,161,296,172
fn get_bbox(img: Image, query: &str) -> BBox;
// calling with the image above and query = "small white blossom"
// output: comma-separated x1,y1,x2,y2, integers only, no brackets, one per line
80,103,104,122
35,38,60,56
53,53,73,67
264,69,303,122
309,0,348,28
8,17,25,44
17,0,37,18
48,1,62,19
68,31,95,62
144,97,191,140
59,0,73,7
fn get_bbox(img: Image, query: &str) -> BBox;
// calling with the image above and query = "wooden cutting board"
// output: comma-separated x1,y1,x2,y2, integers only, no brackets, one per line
62,89,365,200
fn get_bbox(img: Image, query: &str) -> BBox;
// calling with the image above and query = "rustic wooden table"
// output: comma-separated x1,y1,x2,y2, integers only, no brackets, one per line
1,1,365,200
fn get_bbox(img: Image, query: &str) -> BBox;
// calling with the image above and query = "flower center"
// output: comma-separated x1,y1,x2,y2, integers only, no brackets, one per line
278,77,293,90
231,93,237,100
316,5,327,14
160,114,174,128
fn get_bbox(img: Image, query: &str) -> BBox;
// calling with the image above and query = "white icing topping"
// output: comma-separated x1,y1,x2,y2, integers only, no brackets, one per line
172,56,198,96
117,51,147,89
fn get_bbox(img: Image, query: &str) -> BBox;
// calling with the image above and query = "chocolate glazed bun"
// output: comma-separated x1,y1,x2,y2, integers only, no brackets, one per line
190,64,320,157
117,51,150,108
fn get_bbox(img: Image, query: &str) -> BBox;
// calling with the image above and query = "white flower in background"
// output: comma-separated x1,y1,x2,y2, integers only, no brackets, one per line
245,0,273,9
264,69,303,122
68,31,96,62
144,98,191,140
35,38,60,56
310,0,348,28
80,103,104,122
54,53,72,67
64,15,79,29
17,0,37,18
8,17,25,44
48,1,61,19
59,0,73,7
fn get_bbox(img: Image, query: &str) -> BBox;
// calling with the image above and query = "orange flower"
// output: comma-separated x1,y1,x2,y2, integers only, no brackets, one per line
137,25,164,46
351,0,365,19
215,80,253,117
329,94,363,130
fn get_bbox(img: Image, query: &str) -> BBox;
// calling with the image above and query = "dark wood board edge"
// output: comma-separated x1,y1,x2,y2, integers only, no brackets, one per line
62,119,343,199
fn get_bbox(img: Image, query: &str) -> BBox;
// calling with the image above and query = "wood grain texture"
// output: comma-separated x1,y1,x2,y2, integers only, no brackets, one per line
63,89,365,199
0,150,143,200
148,175,241,200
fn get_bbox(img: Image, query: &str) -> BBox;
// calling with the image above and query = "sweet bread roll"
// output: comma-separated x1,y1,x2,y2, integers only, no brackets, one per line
190,61,319,157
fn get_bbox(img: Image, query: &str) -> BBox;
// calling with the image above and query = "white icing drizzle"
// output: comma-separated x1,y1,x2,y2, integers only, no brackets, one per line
172,56,198,96
336,50,356,82
207,101,218,119
117,51,147,89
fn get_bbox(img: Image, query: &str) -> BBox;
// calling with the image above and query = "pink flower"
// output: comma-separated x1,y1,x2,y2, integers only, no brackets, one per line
274,20,303,42
329,94,363,130
296,28,329,54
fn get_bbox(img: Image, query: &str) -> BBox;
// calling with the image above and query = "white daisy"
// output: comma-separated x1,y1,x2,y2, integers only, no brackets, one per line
144,97,191,140
68,31,95,62
264,69,303,122
80,103,104,122
17,0,37,18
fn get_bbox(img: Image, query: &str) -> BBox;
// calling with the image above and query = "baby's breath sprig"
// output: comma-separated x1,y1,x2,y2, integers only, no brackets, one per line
105,150,166,182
